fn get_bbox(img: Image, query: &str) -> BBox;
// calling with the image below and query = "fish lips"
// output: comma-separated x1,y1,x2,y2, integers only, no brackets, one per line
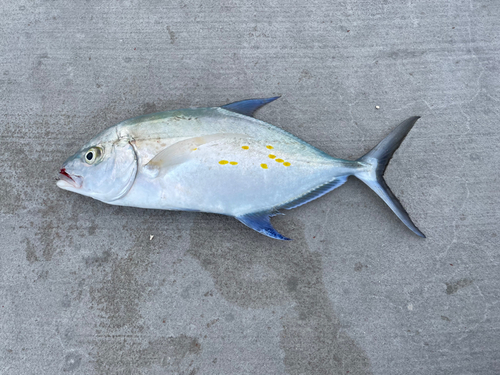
57,168,83,190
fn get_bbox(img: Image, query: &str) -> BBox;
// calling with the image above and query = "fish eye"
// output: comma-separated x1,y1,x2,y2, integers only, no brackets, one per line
84,147,102,164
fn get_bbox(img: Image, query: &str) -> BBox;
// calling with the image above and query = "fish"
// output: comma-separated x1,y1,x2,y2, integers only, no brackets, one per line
57,97,425,240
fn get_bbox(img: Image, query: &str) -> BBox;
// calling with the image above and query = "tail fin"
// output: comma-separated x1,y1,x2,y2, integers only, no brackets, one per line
355,117,425,238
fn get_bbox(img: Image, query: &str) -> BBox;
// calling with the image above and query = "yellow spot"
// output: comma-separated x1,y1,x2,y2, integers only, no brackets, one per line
266,145,273,149
283,162,291,167
275,158,284,163
242,145,249,150
261,163,268,169
268,154,276,159
230,161,238,165
192,148,198,151
219,160,229,165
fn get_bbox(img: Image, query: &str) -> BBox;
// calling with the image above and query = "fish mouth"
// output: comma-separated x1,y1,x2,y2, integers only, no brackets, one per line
57,168,82,189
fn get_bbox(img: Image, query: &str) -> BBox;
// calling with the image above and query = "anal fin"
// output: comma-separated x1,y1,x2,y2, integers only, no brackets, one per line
236,211,291,241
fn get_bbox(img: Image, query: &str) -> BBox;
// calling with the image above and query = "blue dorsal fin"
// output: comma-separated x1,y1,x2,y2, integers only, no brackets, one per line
221,96,281,117
279,177,348,210
236,211,291,240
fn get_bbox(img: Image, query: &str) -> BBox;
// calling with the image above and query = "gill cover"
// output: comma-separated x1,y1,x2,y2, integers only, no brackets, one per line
93,139,138,202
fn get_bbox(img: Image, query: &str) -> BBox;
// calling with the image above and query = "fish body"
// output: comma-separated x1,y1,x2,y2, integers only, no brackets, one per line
57,97,425,240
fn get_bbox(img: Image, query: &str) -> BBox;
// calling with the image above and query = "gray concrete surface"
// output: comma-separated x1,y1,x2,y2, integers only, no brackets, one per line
1,0,499,374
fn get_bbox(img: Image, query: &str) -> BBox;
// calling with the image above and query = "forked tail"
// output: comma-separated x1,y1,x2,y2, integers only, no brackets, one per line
354,117,425,237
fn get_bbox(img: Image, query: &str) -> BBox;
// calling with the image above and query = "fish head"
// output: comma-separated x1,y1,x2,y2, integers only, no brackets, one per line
57,127,138,203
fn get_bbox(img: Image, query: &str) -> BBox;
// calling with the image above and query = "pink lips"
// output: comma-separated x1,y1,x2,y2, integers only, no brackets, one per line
58,168,82,188
59,168,73,182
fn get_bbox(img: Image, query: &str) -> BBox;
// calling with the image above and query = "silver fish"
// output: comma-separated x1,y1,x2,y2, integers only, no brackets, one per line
57,97,425,240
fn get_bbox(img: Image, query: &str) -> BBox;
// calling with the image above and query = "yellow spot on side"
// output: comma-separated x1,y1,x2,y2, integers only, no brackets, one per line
219,160,229,165
266,145,273,149
261,163,268,169
241,145,249,150
230,161,238,165
268,154,276,159
192,148,198,151
283,162,291,167
275,158,284,163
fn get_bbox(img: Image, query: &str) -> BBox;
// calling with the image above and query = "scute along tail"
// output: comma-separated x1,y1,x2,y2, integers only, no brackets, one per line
355,117,425,238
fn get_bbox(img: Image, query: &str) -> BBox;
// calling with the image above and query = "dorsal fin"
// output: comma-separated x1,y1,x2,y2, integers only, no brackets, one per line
236,211,291,240
221,96,280,117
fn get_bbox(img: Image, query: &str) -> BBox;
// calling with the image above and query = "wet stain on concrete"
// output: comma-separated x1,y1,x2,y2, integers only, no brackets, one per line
181,280,202,300
23,239,39,263
188,215,372,375
85,250,112,267
89,243,152,331
21,199,78,262
445,278,473,295
92,335,201,374
87,233,201,374
287,275,299,293
21,212,67,263
142,102,158,114
0,177,22,215
3,132,76,263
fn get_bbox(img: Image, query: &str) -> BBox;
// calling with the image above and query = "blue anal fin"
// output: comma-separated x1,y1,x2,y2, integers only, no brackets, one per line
221,96,280,117
236,211,291,240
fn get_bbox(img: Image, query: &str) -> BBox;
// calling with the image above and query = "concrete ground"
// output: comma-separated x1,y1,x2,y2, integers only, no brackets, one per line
1,0,499,374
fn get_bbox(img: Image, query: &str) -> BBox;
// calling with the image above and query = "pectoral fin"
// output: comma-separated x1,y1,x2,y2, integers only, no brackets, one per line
144,137,202,177
236,211,291,240
144,133,248,178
